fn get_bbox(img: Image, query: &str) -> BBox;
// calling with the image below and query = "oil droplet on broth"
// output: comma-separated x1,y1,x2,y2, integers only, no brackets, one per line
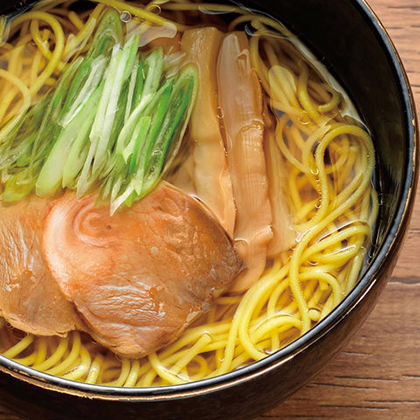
298,111,311,125
217,107,224,119
310,167,319,176
120,11,132,23
146,4,162,15
244,23,257,37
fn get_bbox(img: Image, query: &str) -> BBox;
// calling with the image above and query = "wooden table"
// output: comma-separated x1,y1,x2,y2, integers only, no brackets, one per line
0,0,419,419
257,0,420,419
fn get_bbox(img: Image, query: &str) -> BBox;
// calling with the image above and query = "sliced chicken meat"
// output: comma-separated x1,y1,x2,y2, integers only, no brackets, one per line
43,182,242,358
0,196,84,336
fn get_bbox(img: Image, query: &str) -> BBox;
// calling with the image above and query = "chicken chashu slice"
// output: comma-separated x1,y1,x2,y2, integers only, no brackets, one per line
0,197,84,336
43,182,242,358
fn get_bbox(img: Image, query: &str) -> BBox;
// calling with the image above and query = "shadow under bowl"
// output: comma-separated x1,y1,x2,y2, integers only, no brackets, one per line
0,1,417,419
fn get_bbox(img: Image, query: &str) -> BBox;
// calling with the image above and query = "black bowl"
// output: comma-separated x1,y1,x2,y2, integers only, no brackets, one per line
0,1,417,419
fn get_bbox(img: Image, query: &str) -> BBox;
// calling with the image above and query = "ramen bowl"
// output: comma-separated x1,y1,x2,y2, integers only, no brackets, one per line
0,0,417,419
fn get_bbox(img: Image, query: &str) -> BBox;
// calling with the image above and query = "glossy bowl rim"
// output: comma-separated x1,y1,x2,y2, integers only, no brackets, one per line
0,0,418,401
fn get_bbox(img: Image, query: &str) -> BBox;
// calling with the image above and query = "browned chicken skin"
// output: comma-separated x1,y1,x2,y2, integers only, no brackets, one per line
42,182,242,358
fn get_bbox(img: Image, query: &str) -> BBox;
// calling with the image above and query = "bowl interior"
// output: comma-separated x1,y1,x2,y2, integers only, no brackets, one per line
246,0,416,260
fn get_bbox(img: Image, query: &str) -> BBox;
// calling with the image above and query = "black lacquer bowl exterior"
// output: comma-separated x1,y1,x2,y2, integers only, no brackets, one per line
0,1,417,419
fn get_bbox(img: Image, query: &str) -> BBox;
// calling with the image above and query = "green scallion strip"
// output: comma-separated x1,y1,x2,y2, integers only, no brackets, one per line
0,8,198,213
36,85,103,197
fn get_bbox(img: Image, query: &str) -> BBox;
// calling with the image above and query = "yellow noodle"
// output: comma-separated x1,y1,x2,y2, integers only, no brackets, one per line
187,354,209,381
104,358,131,386
68,10,85,30
170,333,212,375
11,11,65,95
0,68,32,122
30,30,49,85
124,359,141,387
63,344,91,380
252,315,303,344
149,352,187,384
63,4,105,61
44,332,81,376
7,34,33,76
97,357,123,383
32,336,68,371
85,354,104,384
33,339,48,365
30,19,54,60
3,334,34,359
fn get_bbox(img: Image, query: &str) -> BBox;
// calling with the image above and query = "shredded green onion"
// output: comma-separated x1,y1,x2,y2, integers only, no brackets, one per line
0,9,198,212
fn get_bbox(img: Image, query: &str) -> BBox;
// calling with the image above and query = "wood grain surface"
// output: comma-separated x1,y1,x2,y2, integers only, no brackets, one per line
0,0,419,419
